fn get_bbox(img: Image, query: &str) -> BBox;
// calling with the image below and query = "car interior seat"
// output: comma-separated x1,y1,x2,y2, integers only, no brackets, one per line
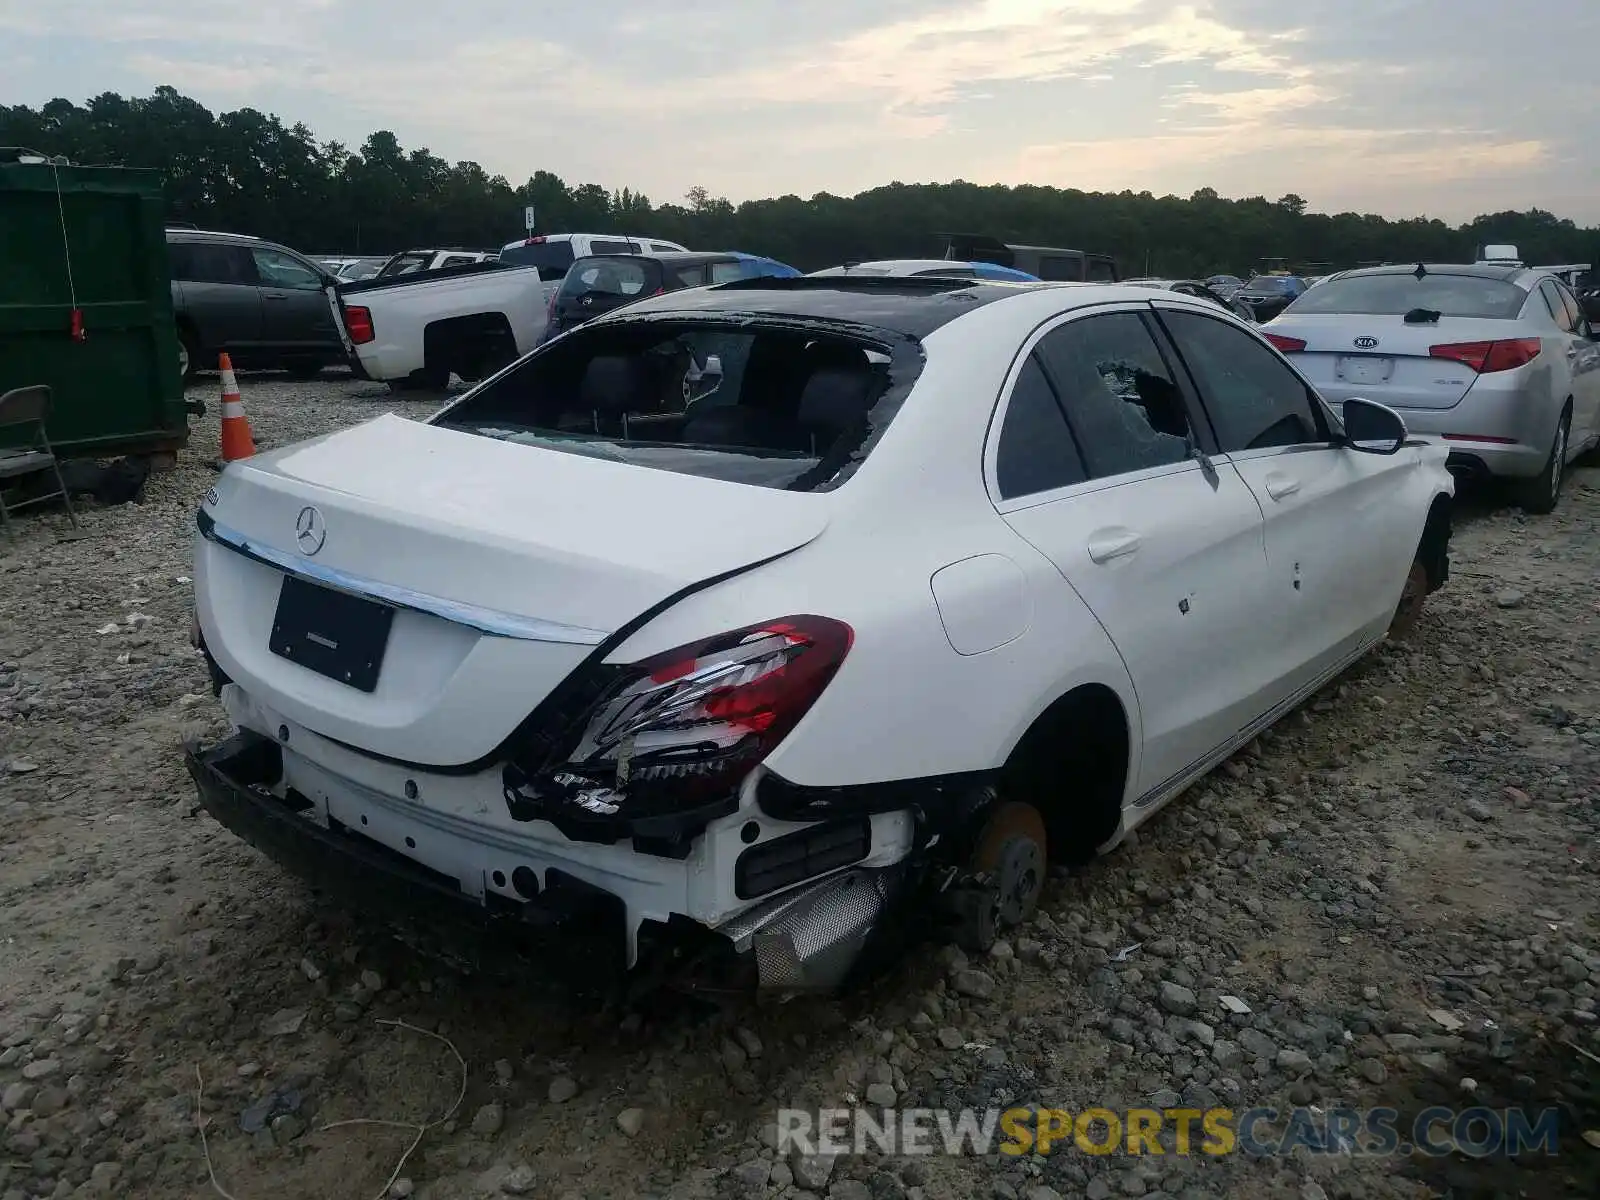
579,354,655,437
796,359,884,456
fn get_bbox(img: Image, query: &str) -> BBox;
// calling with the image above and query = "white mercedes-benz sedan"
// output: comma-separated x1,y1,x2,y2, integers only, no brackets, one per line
187,276,1455,991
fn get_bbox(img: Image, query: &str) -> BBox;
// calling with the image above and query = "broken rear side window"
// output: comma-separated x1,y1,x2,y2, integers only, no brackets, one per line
432,320,913,492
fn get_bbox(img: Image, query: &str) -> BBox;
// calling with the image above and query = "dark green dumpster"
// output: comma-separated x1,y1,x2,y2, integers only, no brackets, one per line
0,151,188,459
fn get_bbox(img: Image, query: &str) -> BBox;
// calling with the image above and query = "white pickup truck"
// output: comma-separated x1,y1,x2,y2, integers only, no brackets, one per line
337,233,685,390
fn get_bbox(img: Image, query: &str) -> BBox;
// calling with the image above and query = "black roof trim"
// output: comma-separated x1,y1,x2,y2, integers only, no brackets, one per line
610,275,1020,339
714,274,977,294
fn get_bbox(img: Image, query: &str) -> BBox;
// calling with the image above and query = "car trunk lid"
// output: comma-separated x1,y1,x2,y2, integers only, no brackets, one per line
1266,313,1524,410
196,413,829,766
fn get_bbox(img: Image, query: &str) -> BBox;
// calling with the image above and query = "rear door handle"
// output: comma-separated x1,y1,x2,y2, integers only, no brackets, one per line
1087,528,1141,563
1263,473,1300,501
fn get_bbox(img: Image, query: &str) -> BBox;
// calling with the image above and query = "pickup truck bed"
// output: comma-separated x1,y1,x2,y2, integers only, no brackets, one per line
337,261,552,389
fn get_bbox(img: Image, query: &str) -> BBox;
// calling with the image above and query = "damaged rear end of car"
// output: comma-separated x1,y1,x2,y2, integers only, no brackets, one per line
187,288,954,993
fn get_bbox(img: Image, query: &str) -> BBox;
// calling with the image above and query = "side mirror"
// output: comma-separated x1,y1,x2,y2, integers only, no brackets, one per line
1342,397,1406,454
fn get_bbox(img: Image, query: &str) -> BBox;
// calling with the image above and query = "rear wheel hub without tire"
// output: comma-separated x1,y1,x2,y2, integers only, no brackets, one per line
973,802,1048,927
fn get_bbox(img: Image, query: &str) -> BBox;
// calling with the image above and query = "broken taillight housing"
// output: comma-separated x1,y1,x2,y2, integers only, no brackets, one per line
565,616,853,804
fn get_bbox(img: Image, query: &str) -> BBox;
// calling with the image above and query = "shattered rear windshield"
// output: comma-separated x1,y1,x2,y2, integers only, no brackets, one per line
431,318,913,492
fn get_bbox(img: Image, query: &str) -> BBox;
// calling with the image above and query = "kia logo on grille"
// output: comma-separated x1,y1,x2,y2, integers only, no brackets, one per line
295,505,327,556
1353,335,1380,349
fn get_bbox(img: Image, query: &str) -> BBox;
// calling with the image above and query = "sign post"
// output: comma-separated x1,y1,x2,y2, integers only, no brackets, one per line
524,205,536,233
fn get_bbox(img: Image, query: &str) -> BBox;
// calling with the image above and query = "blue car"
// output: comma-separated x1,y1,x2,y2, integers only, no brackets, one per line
967,261,1042,282
729,252,802,279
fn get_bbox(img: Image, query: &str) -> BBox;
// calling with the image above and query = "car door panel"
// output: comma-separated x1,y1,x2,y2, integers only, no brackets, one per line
1003,465,1271,798
985,306,1277,802
1231,443,1413,674
171,243,263,350
1154,303,1415,692
252,247,339,351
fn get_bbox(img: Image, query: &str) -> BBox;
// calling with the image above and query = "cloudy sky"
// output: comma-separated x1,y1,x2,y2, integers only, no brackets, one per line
4,0,1598,222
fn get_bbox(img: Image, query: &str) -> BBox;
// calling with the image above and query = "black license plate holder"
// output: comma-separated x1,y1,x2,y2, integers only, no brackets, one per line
269,575,394,693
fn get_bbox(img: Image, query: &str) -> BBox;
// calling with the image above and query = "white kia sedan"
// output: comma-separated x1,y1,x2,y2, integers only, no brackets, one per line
1263,263,1600,513
188,277,1454,991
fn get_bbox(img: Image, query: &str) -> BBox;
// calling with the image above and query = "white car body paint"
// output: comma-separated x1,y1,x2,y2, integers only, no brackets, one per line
192,280,1455,982
929,554,1031,655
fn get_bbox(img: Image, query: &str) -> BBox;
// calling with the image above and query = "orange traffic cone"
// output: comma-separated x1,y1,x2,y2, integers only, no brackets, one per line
218,353,255,461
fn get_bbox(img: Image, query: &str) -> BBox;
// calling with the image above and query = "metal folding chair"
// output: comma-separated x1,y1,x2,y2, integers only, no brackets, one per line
0,385,79,542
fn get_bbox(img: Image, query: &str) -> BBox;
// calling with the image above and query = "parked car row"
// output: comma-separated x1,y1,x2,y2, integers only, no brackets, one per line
166,225,791,389
167,223,1600,521
1122,277,1256,321
317,256,388,283
809,258,1042,282
189,270,1457,992
1233,274,1308,322
339,238,802,389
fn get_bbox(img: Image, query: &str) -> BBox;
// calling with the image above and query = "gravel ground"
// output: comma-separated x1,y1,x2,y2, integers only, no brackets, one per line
2,371,1598,1200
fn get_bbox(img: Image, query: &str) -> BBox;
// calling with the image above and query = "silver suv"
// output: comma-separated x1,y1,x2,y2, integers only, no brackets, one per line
167,228,344,384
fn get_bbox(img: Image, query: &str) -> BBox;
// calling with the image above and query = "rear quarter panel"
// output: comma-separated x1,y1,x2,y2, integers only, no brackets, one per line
605,298,1145,794
608,499,1140,793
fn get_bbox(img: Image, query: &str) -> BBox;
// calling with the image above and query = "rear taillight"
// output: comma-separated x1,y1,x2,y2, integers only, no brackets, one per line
344,305,374,345
524,235,546,246
560,616,852,806
1429,338,1540,373
1264,333,1306,353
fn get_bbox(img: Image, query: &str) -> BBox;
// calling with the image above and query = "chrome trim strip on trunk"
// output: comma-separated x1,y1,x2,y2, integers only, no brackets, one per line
197,511,609,646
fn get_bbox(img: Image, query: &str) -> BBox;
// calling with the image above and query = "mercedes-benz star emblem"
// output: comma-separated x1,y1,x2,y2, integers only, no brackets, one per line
295,505,327,556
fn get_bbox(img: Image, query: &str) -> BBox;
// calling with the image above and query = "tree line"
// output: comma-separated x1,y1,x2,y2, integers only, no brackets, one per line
4,87,1598,278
